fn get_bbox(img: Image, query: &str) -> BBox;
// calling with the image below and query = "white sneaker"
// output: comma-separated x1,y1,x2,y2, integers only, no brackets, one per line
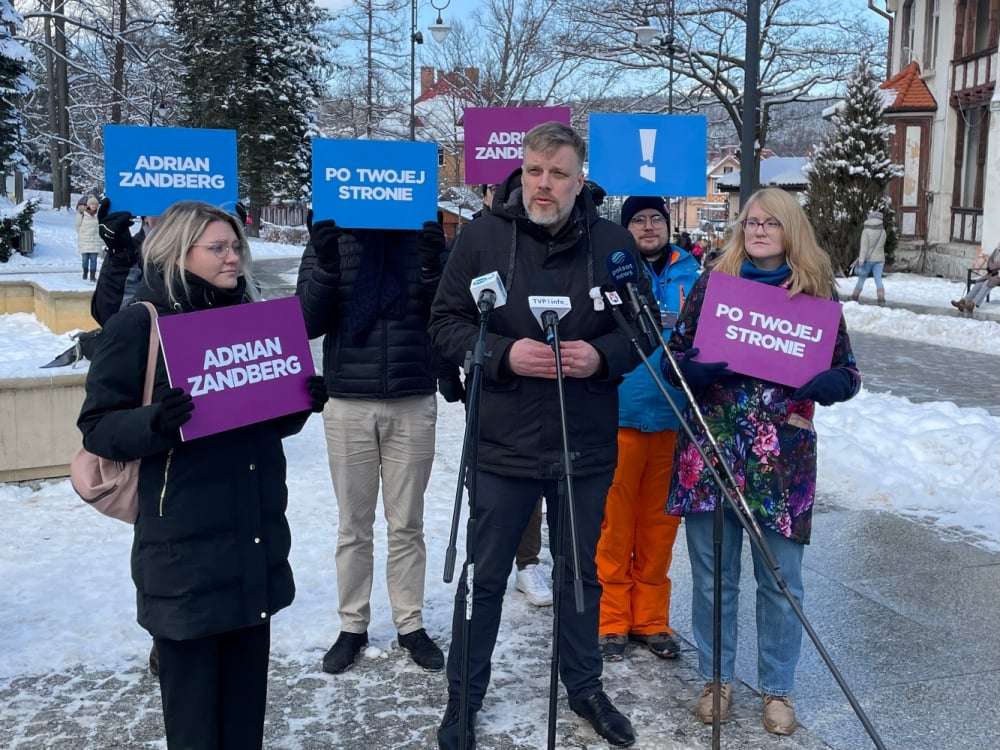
515,564,553,606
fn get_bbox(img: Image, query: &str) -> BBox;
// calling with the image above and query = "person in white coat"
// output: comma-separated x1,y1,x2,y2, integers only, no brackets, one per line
851,210,887,305
75,195,102,281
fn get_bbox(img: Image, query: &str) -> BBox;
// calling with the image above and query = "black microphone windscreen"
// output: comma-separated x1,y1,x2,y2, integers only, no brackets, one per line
606,249,639,289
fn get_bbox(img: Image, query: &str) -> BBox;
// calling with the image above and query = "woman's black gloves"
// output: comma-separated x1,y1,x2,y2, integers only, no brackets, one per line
97,198,137,259
793,368,856,406
665,347,731,393
152,387,195,438
306,375,329,412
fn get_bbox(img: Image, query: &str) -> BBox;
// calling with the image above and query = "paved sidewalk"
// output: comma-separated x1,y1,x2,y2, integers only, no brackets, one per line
1,262,996,750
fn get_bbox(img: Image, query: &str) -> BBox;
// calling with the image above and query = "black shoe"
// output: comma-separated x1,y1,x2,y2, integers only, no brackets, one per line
437,699,476,750
398,628,444,671
628,631,680,659
148,642,159,676
321,631,368,674
568,690,635,747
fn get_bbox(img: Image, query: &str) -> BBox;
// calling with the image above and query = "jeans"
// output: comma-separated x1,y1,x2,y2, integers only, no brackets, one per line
853,261,884,292
685,508,805,696
81,252,97,274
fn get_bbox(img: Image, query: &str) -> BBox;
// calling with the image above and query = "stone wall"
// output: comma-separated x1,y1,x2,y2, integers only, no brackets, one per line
890,240,984,281
0,373,86,481
0,281,97,333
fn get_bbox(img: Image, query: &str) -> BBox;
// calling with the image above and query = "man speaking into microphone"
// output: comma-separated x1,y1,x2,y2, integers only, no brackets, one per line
429,121,651,749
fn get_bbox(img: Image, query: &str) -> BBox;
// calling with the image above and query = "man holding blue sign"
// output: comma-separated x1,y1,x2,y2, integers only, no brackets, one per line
296,210,451,677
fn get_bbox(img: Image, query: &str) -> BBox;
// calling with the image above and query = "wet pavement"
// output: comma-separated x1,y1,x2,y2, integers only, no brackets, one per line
1,260,996,750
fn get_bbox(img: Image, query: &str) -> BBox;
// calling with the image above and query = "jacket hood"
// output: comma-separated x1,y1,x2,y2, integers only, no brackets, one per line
137,266,248,313
491,167,601,235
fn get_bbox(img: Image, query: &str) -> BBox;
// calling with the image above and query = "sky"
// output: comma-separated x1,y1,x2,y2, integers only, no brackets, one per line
1,195,998,747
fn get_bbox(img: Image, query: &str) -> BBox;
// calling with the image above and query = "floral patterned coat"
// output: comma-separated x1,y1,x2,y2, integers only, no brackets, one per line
665,270,860,544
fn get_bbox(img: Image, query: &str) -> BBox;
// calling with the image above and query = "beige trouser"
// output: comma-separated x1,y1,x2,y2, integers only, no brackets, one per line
322,395,436,635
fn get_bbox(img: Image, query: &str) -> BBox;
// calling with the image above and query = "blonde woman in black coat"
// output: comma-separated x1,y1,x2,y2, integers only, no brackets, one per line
78,201,327,750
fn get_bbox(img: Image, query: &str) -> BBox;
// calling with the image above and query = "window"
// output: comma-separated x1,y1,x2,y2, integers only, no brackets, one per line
958,107,985,208
438,148,445,168
901,0,916,64
723,166,733,174
923,0,940,69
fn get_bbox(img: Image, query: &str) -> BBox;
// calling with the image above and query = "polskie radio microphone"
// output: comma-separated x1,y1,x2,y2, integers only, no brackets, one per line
528,294,572,345
469,271,508,313
605,250,657,346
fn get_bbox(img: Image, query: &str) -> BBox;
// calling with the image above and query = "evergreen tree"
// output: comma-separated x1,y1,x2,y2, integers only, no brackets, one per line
171,0,328,234
0,1,34,174
804,59,901,274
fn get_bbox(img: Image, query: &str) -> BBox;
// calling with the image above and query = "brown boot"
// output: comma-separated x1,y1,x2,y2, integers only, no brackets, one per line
876,290,886,307
850,288,860,302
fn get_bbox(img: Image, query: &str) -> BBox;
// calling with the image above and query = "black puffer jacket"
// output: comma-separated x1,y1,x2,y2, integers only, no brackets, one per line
296,229,439,399
77,270,309,641
428,171,650,478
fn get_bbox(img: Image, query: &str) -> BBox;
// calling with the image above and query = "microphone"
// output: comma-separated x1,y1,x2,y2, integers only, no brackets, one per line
605,250,656,343
469,271,508,313
528,295,572,344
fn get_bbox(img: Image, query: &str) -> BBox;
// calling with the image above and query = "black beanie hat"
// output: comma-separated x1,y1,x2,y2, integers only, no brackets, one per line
621,196,669,228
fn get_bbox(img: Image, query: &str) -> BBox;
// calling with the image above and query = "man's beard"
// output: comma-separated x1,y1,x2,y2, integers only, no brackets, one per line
524,195,571,228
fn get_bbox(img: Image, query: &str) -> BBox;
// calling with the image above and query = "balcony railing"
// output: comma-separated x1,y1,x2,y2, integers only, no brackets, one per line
951,47,997,107
950,206,983,244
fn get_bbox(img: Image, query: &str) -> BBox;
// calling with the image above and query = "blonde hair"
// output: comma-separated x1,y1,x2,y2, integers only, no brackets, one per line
141,201,258,308
713,188,835,299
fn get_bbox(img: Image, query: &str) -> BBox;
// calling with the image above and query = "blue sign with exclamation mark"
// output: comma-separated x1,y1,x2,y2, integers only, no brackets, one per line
587,113,707,197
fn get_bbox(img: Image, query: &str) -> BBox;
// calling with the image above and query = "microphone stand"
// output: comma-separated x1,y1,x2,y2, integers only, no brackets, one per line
543,312,585,750
443,295,492,750
622,294,886,750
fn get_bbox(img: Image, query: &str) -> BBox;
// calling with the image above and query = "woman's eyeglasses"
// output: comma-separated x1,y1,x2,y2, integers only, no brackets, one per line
741,218,782,233
191,241,244,258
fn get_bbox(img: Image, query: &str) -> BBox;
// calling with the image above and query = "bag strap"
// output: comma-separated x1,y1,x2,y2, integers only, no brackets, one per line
136,301,160,407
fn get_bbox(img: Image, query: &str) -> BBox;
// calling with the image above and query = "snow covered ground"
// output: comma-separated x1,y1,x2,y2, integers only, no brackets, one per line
1,198,998,748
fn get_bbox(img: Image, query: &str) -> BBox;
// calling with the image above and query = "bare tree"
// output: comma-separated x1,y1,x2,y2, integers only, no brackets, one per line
569,0,880,187
17,0,177,202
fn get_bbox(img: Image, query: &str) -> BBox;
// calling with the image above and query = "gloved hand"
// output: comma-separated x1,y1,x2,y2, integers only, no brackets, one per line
97,197,136,255
306,374,328,412
151,387,195,438
417,220,446,275
307,210,342,273
666,347,730,393
793,368,855,406
437,371,466,404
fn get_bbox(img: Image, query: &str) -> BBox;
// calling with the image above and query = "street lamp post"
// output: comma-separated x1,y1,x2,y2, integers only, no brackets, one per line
635,1,679,228
409,0,452,141
148,85,167,126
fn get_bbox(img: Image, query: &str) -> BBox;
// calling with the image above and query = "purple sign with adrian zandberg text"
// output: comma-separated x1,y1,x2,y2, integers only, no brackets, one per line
691,273,843,388
463,106,571,183
156,296,315,441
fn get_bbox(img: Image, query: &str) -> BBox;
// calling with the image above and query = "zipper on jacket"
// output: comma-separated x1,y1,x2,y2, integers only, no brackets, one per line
158,448,173,516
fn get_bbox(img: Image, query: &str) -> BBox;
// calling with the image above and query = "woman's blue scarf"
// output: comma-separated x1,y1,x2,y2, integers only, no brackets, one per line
740,260,790,286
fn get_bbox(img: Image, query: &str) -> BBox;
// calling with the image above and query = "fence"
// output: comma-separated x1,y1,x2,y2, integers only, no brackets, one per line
259,205,307,227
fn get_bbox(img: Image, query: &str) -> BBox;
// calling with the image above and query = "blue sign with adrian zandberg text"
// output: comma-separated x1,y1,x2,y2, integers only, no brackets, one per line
587,113,707,197
103,125,238,216
312,139,438,230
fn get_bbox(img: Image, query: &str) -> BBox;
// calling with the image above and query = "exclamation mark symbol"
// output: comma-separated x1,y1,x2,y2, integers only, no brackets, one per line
639,128,656,183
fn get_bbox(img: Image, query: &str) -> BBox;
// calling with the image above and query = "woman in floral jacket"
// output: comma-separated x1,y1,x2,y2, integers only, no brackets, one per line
661,188,861,736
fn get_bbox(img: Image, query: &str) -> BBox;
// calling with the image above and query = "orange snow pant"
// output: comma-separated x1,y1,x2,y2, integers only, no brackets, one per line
597,427,680,637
